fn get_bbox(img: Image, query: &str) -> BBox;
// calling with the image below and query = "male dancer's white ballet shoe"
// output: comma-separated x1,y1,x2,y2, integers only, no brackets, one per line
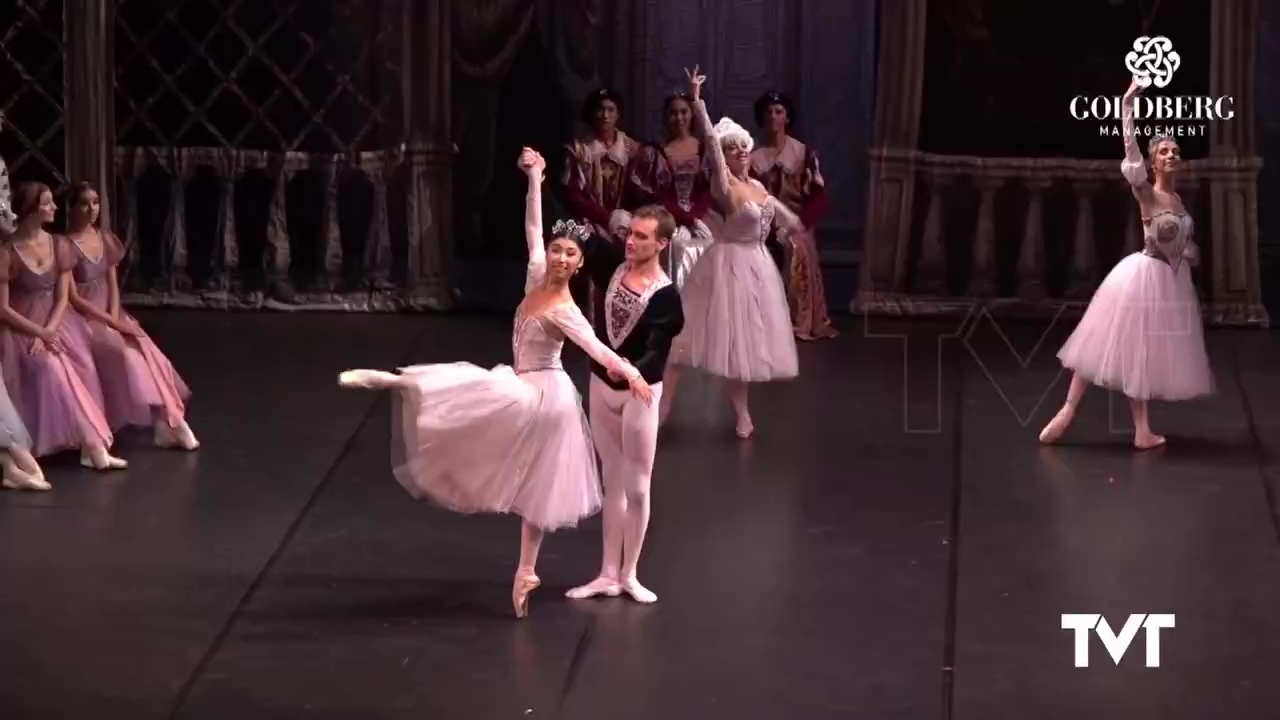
80,446,127,471
155,419,200,450
1038,407,1074,444
565,576,623,600
338,369,400,389
1,455,51,491
512,571,541,619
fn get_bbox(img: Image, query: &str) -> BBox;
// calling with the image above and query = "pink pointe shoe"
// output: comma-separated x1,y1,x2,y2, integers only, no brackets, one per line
512,571,541,619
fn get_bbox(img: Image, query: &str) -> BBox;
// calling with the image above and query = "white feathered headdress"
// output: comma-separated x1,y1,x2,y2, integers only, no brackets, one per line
711,116,753,152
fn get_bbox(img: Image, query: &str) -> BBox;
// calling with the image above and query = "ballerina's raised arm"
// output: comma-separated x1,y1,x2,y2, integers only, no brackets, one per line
1120,77,1154,201
685,66,733,205
520,147,548,294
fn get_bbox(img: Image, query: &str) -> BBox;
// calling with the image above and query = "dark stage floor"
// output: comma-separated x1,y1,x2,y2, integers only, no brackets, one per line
2,309,1279,719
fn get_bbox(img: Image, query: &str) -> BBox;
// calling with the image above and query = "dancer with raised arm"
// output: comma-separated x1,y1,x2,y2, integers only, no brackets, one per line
338,148,653,619
0,183,126,470
1039,76,1213,449
65,182,198,450
560,157,684,603
659,67,800,438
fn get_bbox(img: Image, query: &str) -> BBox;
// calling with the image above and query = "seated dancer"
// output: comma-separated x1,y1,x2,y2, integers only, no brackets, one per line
624,92,715,288
0,140,48,491
557,174,684,603
0,183,126,470
659,67,800,438
338,148,653,619
750,91,838,340
1039,76,1213,449
65,182,198,450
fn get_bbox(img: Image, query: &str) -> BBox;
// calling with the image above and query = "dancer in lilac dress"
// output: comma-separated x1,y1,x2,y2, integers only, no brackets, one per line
0,140,50,490
659,67,800,438
0,183,126,469
338,148,653,619
65,182,198,450
1039,76,1213,449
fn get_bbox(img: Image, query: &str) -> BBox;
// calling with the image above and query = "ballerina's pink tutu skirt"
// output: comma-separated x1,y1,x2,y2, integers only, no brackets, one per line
671,241,798,382
388,361,602,531
1057,252,1214,400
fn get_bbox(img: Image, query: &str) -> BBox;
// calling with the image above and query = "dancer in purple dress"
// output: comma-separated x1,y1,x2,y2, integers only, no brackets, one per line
338,148,654,618
0,138,49,490
0,183,126,469
1039,76,1213,449
65,182,198,450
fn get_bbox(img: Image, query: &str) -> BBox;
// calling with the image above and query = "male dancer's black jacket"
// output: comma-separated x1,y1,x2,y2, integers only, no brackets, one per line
582,236,684,391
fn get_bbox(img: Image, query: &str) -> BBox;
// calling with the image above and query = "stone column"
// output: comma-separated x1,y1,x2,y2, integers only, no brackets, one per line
913,171,951,297
63,0,115,231
970,173,1005,297
403,0,453,308
1208,0,1266,325
1018,177,1052,301
1067,180,1099,300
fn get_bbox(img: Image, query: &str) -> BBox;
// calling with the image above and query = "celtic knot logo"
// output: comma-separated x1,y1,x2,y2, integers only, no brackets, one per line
1125,36,1180,88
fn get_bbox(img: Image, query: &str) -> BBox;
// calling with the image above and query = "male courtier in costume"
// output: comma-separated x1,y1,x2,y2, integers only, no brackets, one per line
564,196,684,604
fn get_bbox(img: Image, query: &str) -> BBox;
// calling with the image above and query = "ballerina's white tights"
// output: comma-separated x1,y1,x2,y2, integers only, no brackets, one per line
1038,372,1166,450
567,376,663,603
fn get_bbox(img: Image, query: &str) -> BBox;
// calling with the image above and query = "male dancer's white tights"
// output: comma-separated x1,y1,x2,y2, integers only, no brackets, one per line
567,375,663,603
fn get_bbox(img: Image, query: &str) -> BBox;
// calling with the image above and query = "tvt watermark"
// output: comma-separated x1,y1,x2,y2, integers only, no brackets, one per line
1061,613,1175,667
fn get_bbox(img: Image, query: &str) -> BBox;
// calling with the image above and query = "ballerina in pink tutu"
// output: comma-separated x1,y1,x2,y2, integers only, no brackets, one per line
65,182,198,450
338,148,653,619
1039,76,1214,449
0,183,126,469
659,66,800,438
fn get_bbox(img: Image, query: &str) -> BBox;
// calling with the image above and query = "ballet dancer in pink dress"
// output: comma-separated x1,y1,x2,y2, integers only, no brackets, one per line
338,148,654,619
1039,76,1213,449
660,66,800,438
0,183,126,469
65,182,198,450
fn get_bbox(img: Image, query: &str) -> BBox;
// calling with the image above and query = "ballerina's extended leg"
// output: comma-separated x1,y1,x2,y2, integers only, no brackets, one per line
1129,397,1166,450
513,521,544,618
1039,372,1088,444
338,369,404,390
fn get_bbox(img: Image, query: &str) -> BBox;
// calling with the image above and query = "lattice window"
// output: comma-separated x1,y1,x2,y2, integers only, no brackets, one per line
0,0,67,189
115,0,402,153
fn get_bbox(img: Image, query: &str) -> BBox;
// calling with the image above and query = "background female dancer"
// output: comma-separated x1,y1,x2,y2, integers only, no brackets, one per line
659,67,800,438
1039,76,1213,449
338,148,653,619
0,183,125,470
0,144,48,490
65,182,198,450
625,93,715,288
750,91,839,340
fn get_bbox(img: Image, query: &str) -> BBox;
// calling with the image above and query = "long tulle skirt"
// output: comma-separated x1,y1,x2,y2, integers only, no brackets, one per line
1057,252,1213,400
671,240,799,382
389,362,603,531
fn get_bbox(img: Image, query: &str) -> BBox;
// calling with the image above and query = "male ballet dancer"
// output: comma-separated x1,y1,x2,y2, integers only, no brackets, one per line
566,201,684,604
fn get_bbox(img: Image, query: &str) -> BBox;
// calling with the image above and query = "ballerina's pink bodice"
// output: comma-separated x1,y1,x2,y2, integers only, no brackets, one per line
719,198,776,247
511,309,570,374
1141,209,1195,274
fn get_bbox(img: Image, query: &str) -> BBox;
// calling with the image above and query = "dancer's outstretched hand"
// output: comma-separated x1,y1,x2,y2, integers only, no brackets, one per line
628,375,654,405
518,147,545,178
685,65,705,101
1124,75,1143,98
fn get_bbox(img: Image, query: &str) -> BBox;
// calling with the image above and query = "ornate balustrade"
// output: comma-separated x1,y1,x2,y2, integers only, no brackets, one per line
113,143,452,311
854,148,1267,326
